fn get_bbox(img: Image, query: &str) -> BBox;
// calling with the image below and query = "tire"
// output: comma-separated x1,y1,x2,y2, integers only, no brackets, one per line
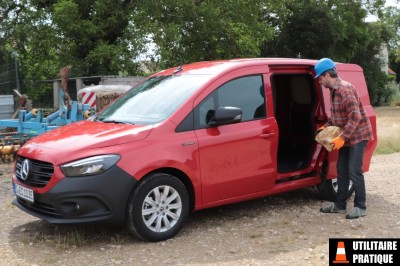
317,163,354,201
126,173,189,242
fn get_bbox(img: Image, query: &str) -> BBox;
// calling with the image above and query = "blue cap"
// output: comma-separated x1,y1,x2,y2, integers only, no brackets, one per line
314,58,336,78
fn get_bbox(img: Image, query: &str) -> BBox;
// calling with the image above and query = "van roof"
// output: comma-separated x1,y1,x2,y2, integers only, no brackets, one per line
154,58,312,76
153,58,361,76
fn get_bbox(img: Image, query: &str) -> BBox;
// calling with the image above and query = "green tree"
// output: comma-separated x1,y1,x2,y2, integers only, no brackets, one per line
261,0,391,105
262,0,336,58
137,0,273,69
382,5,400,83
262,0,382,60
50,0,145,76
364,3,400,103
1,0,398,106
1,0,146,100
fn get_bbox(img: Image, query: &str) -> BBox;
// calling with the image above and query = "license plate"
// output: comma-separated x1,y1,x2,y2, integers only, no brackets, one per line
14,183,34,203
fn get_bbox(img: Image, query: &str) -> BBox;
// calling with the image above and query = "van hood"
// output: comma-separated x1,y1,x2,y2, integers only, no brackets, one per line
23,120,153,151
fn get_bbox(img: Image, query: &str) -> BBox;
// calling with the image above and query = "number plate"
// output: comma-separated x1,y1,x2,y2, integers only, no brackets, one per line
14,183,34,203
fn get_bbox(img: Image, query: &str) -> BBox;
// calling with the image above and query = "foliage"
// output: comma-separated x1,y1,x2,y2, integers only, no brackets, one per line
136,0,274,69
383,5,400,83
261,0,395,106
262,0,378,60
262,0,337,59
387,81,400,106
0,0,399,106
49,0,146,76
365,61,390,105
380,5,400,56
0,0,145,100
350,21,389,106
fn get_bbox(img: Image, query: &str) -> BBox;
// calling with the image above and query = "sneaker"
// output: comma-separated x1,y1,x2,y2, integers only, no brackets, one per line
346,207,367,219
320,203,346,214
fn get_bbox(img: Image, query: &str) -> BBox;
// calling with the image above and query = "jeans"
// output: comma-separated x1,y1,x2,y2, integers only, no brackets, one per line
335,140,368,210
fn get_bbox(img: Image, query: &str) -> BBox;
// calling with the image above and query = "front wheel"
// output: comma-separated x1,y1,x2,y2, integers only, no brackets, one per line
126,173,189,242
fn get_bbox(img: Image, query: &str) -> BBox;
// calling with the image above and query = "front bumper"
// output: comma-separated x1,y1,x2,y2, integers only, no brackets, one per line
12,166,137,226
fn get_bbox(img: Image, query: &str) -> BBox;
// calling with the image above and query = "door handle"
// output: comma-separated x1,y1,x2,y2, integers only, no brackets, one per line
259,133,275,138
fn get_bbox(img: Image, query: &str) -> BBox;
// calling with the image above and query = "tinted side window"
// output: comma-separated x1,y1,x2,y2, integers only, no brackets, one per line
194,75,265,129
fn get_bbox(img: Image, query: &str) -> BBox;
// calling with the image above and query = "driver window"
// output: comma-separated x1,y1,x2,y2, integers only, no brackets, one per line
194,75,265,129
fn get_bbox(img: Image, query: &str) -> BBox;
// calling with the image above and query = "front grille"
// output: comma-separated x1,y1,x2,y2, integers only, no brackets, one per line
17,198,61,217
15,156,54,188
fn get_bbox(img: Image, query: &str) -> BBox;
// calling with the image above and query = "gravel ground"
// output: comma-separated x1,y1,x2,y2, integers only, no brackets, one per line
0,153,399,266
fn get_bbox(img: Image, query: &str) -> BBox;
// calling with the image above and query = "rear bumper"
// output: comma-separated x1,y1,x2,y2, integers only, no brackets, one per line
12,166,137,226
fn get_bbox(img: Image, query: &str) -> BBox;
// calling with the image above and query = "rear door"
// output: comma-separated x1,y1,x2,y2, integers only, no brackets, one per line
194,67,279,205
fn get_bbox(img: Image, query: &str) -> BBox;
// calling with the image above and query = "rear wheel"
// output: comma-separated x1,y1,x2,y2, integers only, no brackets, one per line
126,173,189,242
317,163,354,201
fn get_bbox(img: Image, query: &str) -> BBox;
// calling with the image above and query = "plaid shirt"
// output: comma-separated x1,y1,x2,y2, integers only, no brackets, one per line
325,78,373,146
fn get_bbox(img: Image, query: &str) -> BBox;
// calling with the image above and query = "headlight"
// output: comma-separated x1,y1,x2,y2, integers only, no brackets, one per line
60,155,121,177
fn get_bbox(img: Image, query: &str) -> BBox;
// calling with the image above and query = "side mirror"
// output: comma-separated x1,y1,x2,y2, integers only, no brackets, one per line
207,106,242,127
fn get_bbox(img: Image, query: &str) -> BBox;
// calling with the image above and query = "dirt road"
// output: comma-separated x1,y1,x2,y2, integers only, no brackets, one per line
1,153,399,266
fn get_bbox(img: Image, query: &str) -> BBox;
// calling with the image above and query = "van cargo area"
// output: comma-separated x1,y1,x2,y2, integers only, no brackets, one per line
271,74,316,173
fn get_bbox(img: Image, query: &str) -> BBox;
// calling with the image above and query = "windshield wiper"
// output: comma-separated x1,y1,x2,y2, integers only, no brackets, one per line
101,119,134,125
173,66,183,74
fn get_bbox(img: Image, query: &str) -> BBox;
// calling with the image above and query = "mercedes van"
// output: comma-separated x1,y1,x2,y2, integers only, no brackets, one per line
12,58,377,241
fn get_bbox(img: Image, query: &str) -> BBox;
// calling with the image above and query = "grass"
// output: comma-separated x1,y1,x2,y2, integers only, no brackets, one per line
249,232,263,239
54,228,89,249
19,225,130,251
390,93,400,107
374,106,400,155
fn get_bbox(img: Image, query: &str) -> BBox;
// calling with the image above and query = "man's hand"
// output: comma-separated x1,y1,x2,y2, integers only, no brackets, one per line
331,136,345,150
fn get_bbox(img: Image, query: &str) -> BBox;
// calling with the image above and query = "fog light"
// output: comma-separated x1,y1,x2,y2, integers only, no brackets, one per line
60,202,80,214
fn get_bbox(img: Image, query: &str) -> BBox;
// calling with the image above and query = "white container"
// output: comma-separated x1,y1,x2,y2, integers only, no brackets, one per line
0,95,14,119
77,85,132,110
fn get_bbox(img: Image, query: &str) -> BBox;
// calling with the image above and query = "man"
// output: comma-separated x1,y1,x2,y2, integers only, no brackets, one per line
314,58,374,219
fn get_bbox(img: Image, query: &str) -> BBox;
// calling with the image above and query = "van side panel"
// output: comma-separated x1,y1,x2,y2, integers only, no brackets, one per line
337,65,371,105
362,105,378,172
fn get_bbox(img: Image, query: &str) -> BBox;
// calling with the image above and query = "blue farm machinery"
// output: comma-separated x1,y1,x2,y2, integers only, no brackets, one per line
0,66,94,161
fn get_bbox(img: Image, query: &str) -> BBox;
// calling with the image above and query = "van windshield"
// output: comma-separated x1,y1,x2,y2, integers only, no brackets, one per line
97,75,210,125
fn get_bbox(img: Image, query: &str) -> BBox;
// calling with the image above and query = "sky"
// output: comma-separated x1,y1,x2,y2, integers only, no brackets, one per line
386,0,400,7
365,0,400,21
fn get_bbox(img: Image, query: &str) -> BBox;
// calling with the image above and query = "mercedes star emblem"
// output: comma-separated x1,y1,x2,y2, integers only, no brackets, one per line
20,159,30,180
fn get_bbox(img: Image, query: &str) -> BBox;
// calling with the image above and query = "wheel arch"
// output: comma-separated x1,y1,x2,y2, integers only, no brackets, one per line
132,167,196,212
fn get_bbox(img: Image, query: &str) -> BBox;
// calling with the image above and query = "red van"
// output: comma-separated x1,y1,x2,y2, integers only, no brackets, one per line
12,58,377,241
